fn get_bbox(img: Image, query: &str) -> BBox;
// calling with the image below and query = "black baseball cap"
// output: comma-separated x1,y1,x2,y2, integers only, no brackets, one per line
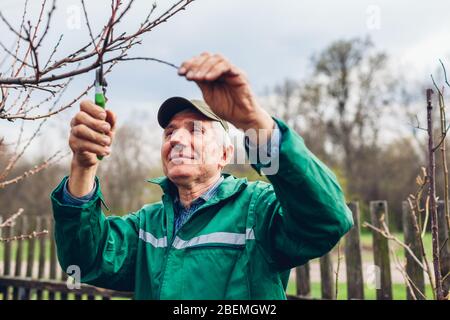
157,96,229,132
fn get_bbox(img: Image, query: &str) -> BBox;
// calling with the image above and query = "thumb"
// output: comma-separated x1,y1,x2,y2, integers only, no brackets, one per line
105,109,117,131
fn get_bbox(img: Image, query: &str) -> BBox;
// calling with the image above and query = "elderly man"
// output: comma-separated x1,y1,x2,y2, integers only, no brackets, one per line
51,53,353,299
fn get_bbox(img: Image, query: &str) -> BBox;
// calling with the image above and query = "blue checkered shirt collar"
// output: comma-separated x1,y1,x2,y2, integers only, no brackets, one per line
172,175,224,234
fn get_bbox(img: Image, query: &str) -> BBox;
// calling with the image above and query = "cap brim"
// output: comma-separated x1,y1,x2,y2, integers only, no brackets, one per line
158,96,224,129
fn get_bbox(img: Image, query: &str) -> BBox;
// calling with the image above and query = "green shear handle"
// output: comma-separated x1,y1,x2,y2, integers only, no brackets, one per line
95,67,107,161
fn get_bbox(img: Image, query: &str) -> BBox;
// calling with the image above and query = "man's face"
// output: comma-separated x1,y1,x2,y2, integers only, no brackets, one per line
161,109,229,185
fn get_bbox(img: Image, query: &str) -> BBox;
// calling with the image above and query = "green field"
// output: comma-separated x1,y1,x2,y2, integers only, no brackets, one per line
357,231,433,261
0,239,52,263
0,282,435,300
285,281,434,300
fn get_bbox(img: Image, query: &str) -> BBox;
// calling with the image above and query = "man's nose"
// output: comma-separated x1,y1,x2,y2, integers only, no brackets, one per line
169,128,191,147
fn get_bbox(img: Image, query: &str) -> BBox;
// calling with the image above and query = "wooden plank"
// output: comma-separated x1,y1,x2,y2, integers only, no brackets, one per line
286,294,318,300
12,216,25,299
0,275,133,298
53,213,69,300
0,214,3,268
3,214,13,277
73,270,84,300
17,216,30,300
36,216,47,300
370,200,393,300
25,215,37,299
75,293,83,300
48,216,57,300
295,263,311,297
437,201,450,297
402,201,425,300
1,287,10,300
14,216,24,276
319,252,335,299
60,271,68,300
344,201,364,300
0,215,7,299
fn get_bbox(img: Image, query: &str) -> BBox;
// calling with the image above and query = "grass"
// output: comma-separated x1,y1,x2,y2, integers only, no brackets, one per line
0,281,434,300
0,289,124,300
0,239,52,263
358,231,433,262
285,281,435,300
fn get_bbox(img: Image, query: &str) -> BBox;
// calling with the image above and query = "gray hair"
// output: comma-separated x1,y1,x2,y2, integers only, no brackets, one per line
211,121,232,149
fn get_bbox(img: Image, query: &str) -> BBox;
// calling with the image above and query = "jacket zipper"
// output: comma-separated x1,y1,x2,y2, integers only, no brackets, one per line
156,178,246,299
157,201,217,299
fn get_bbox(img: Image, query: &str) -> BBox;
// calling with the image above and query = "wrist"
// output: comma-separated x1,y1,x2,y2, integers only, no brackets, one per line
238,109,275,145
69,159,98,197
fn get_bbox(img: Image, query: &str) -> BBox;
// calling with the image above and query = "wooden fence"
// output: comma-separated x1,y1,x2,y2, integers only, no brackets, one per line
0,200,449,300
0,215,132,300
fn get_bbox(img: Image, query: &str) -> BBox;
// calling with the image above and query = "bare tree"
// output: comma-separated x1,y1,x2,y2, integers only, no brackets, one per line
311,37,394,180
0,0,195,240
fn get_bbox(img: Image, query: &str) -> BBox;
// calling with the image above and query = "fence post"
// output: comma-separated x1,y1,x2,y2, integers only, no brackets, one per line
14,216,29,300
2,216,15,300
36,216,47,300
320,252,335,299
402,201,425,299
25,215,37,299
0,215,7,299
437,201,450,297
3,214,13,278
48,216,57,300
345,201,364,300
295,263,311,297
370,200,392,300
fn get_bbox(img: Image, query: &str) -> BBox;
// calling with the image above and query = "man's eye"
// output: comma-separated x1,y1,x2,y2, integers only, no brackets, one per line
165,131,173,138
192,127,204,134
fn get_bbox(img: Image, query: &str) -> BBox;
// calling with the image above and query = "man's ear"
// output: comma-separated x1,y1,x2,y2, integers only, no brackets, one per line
219,144,234,168
224,144,234,165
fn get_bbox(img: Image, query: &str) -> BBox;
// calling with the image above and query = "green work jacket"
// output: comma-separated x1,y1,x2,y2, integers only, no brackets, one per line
50,118,353,299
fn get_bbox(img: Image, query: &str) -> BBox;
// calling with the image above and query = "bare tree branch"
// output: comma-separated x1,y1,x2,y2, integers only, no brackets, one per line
0,0,195,86
0,208,24,228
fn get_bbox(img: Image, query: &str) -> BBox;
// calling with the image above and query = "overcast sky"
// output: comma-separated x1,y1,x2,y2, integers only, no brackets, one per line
1,0,450,158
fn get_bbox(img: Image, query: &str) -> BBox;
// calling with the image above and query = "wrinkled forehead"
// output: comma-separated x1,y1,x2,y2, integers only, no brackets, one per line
165,108,214,129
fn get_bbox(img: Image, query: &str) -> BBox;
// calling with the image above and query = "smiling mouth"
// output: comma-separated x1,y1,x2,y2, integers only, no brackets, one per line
169,155,196,163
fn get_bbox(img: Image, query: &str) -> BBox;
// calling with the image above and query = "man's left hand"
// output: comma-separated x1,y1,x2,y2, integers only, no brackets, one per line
178,52,274,136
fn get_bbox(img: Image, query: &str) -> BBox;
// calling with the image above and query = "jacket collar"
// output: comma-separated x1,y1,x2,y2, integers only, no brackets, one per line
146,173,248,203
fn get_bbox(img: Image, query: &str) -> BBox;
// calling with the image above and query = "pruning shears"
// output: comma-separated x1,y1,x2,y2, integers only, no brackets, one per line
95,62,108,160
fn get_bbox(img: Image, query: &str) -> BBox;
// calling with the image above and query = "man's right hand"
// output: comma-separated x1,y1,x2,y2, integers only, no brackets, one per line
70,100,116,167
68,100,116,197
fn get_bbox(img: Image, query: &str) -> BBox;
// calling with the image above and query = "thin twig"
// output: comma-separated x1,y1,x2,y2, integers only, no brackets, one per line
115,56,180,69
0,230,48,242
363,220,426,270
0,150,68,189
0,208,24,228
407,196,436,299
